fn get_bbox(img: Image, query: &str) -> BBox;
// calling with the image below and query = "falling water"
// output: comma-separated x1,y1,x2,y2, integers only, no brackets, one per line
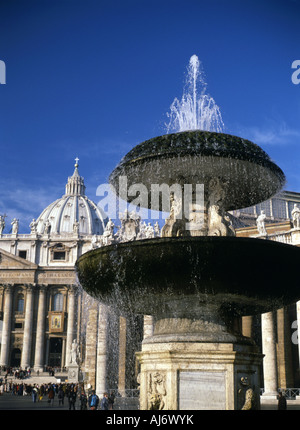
166,55,225,134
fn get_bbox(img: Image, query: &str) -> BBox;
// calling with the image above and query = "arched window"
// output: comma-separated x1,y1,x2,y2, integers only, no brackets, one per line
53,293,63,311
17,295,24,312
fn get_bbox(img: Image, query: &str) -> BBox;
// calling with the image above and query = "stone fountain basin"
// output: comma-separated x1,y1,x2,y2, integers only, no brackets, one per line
76,236,300,318
109,131,285,212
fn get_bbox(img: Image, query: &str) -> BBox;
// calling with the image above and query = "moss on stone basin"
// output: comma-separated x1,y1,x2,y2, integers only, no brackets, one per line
76,236,300,318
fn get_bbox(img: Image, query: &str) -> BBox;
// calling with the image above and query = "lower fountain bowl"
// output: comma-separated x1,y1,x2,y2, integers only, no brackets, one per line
76,236,300,318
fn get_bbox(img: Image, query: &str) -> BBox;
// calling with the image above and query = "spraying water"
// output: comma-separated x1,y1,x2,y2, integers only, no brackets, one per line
166,55,224,133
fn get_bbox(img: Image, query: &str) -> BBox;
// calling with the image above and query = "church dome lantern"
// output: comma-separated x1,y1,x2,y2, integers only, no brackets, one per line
36,159,107,236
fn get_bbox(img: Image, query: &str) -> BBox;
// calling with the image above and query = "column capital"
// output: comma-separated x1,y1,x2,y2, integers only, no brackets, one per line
68,284,78,294
24,283,36,292
38,284,48,292
3,283,14,292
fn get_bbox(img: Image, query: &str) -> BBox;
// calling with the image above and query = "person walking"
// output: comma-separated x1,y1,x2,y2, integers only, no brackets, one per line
80,389,88,410
100,392,109,410
68,387,77,410
58,386,65,406
108,392,115,410
48,386,55,406
32,385,37,403
278,392,287,410
88,390,99,410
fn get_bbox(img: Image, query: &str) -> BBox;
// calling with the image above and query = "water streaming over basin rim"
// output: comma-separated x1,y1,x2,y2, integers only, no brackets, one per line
76,236,300,318
109,131,285,211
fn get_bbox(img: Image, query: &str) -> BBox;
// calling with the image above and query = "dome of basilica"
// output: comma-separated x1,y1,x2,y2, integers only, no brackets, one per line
35,159,107,236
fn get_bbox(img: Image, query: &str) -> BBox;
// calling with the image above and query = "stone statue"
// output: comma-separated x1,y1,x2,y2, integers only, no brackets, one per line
161,193,187,237
117,210,141,242
70,339,79,364
0,214,7,235
238,376,258,410
73,219,80,234
44,220,51,235
170,192,182,219
292,204,300,229
256,210,267,236
148,371,167,410
207,177,235,237
103,218,115,245
241,388,257,410
91,234,99,248
11,218,19,235
145,222,155,239
29,218,37,233
138,221,147,239
154,221,160,237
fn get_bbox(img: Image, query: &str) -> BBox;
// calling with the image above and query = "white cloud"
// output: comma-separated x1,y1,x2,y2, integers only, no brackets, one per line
236,121,300,146
0,180,62,233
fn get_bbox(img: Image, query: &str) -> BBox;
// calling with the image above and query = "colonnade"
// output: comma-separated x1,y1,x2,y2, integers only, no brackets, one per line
242,302,300,397
0,283,77,371
1,283,299,397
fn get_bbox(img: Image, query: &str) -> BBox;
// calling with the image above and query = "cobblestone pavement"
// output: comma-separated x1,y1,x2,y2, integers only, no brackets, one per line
0,392,79,410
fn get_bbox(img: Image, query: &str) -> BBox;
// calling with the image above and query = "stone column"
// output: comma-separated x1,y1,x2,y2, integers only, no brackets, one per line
0,286,4,314
143,315,154,340
84,302,98,390
45,338,50,367
0,285,13,367
34,285,47,372
62,338,66,370
242,316,253,338
261,311,278,399
118,316,127,397
96,304,108,397
277,307,294,388
21,285,34,369
66,286,76,367
295,301,300,400
296,301,300,373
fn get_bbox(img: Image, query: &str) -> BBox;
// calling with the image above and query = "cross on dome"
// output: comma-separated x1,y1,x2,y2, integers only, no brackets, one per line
64,157,86,196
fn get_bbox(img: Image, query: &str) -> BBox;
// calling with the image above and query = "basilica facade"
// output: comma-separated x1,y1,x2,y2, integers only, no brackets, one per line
0,161,107,373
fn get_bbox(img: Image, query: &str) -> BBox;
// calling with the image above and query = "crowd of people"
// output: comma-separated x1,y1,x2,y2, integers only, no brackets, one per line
0,380,115,410
0,365,63,378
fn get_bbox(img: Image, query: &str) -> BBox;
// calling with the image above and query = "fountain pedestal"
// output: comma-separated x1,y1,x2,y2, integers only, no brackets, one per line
137,317,262,410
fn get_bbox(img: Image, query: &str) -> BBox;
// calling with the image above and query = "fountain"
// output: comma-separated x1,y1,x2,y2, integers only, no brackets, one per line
76,57,300,410
166,55,224,134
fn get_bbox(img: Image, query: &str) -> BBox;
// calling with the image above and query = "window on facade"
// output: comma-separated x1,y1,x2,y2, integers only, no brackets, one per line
18,250,27,259
53,293,63,311
17,296,24,312
240,206,255,215
272,198,287,220
256,201,271,217
53,251,66,260
14,322,23,329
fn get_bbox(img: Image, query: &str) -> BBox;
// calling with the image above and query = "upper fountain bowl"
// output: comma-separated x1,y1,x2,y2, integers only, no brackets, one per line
109,131,285,212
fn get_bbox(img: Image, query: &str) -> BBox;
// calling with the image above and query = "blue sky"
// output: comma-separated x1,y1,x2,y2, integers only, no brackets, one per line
0,0,300,232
